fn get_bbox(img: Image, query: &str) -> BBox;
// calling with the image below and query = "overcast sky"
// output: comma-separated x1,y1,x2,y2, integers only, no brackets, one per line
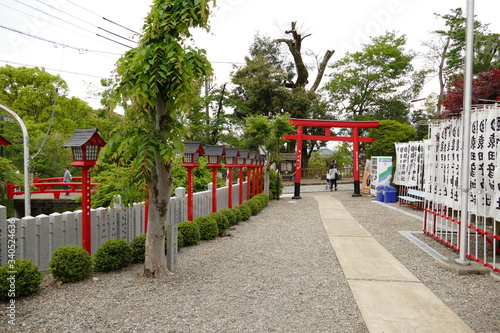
1,0,499,109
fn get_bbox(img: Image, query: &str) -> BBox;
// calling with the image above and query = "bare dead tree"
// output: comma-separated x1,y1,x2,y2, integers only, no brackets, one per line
276,21,335,92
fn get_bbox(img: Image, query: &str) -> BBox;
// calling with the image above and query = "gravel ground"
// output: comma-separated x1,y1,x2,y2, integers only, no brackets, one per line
2,184,499,332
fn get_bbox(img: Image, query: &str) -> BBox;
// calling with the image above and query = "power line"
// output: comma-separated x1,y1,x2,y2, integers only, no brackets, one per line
96,33,134,49
0,24,124,55
0,59,107,79
13,0,97,38
65,0,140,35
12,0,136,48
103,17,140,35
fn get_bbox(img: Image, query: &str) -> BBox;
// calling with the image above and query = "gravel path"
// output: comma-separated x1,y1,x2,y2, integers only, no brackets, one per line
2,185,499,332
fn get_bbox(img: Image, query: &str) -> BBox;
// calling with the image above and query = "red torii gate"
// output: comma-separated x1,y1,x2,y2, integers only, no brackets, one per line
283,119,379,199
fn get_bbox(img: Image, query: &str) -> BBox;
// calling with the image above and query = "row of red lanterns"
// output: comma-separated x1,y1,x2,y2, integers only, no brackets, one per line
181,142,267,221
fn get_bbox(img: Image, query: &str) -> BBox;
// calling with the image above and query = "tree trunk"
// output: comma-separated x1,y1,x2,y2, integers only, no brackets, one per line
276,21,311,88
144,98,174,278
309,50,335,92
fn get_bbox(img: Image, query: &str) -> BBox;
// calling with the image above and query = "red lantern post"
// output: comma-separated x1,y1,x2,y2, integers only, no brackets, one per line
62,129,106,253
224,148,240,209
205,145,226,213
237,150,249,205
182,142,204,221
247,152,256,200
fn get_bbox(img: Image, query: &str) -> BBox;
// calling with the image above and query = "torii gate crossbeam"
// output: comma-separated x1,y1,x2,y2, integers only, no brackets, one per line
283,119,379,199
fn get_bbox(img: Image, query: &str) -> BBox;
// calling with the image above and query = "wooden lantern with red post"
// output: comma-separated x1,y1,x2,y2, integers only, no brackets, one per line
181,141,204,221
204,145,226,213
247,151,257,200
236,150,249,205
224,148,240,209
62,128,106,253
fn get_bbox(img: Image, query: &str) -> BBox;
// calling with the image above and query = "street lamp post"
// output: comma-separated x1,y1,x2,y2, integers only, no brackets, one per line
224,148,240,209
182,142,204,221
62,129,106,254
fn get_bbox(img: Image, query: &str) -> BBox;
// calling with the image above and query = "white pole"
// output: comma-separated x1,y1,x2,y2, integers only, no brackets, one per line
0,105,31,217
457,0,474,265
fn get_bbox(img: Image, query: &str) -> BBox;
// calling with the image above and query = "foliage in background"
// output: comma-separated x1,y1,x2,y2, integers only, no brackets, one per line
440,67,500,116
365,120,416,159
324,31,425,123
0,65,123,180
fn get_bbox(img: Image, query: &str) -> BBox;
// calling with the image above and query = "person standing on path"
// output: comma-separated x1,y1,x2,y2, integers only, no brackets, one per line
327,164,338,191
63,167,72,196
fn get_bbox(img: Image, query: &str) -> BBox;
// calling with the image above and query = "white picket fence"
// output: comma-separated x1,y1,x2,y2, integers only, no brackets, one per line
0,181,248,271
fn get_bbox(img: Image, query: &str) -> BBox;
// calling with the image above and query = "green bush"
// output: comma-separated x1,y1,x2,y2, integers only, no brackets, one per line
268,168,281,199
130,233,147,263
231,206,243,223
194,215,219,240
220,209,237,226
178,221,200,246
93,239,133,272
243,200,259,216
49,245,92,283
255,193,269,207
210,212,230,236
239,204,252,221
176,227,185,248
0,259,43,300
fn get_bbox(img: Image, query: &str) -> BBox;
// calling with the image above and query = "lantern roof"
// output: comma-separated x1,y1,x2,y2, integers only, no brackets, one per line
248,151,257,160
62,129,106,148
0,135,11,147
183,141,205,155
204,145,226,156
238,150,249,159
225,147,240,158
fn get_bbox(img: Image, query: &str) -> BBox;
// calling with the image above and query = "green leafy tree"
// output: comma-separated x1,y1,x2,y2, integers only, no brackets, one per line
242,114,295,195
426,8,499,112
0,65,122,179
324,31,425,122
365,120,416,158
106,0,214,277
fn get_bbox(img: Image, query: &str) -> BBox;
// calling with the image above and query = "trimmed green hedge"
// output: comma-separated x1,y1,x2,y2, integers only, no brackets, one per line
0,259,43,300
49,245,92,283
93,239,133,271
178,220,200,246
194,215,219,240
210,212,230,235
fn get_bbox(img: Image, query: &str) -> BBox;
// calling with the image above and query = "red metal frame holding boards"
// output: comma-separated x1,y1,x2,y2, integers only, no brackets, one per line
283,119,379,199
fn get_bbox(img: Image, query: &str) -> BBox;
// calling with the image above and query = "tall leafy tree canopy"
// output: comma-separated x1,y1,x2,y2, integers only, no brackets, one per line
324,31,425,123
107,0,214,278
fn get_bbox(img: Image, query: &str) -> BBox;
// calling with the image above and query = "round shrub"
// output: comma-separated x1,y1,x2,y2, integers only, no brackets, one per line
130,233,146,263
0,259,43,300
194,215,219,240
255,193,269,207
210,212,229,236
231,206,243,223
243,200,259,216
239,204,252,221
49,245,92,283
178,221,200,246
93,239,133,272
220,209,237,226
